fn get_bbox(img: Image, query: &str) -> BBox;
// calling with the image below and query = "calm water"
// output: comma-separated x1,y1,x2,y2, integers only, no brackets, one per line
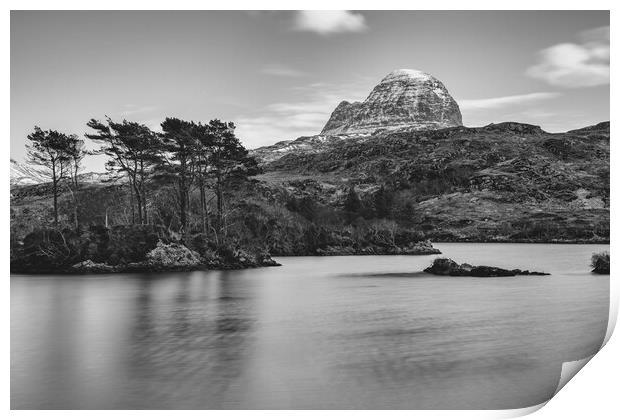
11,243,609,409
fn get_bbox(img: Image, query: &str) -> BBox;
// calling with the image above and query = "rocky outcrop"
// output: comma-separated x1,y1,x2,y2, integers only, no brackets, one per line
321,101,363,134
70,260,116,274
424,258,549,277
146,240,202,268
321,69,462,135
591,251,609,274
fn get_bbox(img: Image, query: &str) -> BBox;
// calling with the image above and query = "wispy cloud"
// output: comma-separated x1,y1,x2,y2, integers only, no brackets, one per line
459,92,560,111
260,64,307,78
293,11,367,35
526,25,609,88
235,78,372,148
120,104,158,117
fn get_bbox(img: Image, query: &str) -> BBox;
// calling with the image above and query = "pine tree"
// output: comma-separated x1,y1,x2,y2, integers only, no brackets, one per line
86,118,161,225
64,135,86,229
201,119,259,240
26,127,73,224
159,118,198,232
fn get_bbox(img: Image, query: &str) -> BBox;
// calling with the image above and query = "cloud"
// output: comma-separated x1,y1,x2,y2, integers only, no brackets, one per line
293,11,367,35
260,64,306,78
235,79,371,148
120,104,157,117
459,92,560,111
526,26,609,88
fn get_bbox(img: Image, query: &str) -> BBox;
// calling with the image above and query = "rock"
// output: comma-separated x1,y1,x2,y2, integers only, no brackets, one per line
401,240,442,255
71,259,116,273
591,251,609,274
146,240,202,268
256,252,281,267
321,69,462,135
424,258,549,277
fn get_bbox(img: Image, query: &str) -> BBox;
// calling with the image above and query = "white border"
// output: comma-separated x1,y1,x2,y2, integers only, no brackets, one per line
4,1,617,419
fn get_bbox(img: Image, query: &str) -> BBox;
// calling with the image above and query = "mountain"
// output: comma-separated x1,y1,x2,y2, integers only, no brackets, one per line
10,159,47,186
252,69,462,162
321,69,462,135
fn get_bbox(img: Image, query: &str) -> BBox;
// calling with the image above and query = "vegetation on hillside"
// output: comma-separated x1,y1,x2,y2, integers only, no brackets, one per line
259,122,609,243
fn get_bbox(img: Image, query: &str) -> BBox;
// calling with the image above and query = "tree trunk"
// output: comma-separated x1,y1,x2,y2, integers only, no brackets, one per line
71,168,80,230
142,181,148,225
199,181,206,234
52,164,58,225
73,197,79,230
179,181,187,231
129,177,135,224
216,173,223,237
52,180,58,224
135,190,143,225
178,160,188,232
132,178,143,225
73,163,79,190
140,161,148,225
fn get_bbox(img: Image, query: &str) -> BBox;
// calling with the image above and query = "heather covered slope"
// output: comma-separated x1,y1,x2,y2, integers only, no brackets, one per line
257,122,609,243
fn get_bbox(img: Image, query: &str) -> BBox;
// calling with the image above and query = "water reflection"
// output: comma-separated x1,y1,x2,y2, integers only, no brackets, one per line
117,271,258,408
11,244,609,409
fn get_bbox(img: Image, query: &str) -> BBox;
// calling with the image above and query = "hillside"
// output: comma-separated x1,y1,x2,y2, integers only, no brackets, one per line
254,121,610,243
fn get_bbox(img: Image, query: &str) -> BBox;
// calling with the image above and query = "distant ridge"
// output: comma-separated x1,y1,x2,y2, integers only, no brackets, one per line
10,159,47,186
10,159,115,187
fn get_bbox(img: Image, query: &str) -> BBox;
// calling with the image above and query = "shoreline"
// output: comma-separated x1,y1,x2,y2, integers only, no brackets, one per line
10,241,610,275
430,239,610,245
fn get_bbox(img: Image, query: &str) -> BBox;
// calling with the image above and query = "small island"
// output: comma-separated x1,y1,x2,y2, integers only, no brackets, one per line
591,251,610,274
424,258,550,277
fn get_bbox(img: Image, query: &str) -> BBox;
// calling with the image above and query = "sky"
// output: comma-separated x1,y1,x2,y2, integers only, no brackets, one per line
11,10,610,172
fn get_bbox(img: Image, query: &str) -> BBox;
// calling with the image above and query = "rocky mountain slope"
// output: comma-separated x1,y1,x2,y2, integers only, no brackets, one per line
252,69,462,163
321,69,462,135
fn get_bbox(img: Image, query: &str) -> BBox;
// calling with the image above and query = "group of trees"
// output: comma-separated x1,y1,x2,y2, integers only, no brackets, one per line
26,117,258,243
343,185,395,223
26,127,85,225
